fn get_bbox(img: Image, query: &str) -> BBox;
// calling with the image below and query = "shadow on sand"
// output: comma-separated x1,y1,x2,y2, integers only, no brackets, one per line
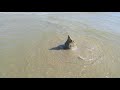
49,44,67,50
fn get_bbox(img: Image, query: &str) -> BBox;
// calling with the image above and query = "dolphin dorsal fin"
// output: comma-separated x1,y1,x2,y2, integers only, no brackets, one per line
68,35,72,42
68,35,70,39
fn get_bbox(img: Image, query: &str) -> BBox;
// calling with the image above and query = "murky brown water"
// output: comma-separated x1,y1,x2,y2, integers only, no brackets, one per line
0,12,120,78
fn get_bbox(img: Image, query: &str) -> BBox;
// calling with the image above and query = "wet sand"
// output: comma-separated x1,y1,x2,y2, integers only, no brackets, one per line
0,12,120,78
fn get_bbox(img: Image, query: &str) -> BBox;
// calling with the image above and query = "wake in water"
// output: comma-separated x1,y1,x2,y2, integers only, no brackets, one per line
49,34,103,67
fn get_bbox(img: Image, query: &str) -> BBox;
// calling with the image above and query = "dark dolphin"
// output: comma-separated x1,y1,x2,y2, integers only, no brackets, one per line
49,35,77,50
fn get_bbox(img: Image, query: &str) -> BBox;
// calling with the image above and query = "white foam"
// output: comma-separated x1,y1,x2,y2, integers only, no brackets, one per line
71,46,78,50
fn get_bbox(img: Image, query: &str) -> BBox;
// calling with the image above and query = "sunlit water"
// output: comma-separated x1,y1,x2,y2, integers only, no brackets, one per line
0,12,120,78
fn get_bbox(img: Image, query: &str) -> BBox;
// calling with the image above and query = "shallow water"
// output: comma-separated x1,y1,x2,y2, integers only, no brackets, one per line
0,12,120,78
